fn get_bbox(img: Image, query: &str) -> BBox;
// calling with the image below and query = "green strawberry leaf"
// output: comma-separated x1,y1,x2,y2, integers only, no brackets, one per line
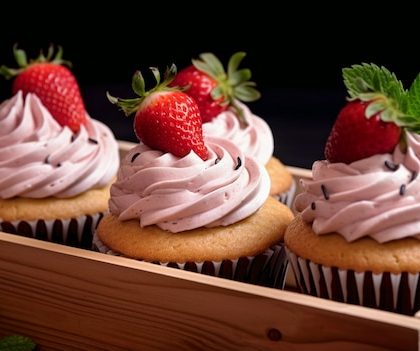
0,45,72,82
234,83,261,102
229,69,252,86
162,64,177,86
0,66,20,80
227,52,246,77
107,65,179,117
211,86,224,100
199,53,225,77
343,63,406,108
191,51,261,126
0,335,36,351
13,44,28,68
365,100,387,119
132,71,146,96
149,67,161,87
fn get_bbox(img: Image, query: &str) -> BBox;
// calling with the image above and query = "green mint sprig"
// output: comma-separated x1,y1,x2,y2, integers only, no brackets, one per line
407,73,420,116
342,63,420,133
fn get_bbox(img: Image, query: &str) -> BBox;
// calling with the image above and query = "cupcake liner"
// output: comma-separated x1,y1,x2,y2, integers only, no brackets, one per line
93,233,289,289
275,179,296,208
0,213,104,249
287,249,420,315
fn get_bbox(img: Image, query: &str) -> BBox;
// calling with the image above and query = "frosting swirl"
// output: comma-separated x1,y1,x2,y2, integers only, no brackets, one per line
0,91,119,199
109,136,270,233
202,101,274,165
296,132,420,243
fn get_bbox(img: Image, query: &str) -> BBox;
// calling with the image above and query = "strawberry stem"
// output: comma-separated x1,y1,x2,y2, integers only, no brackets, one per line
192,52,261,126
0,45,72,80
192,52,261,104
107,65,179,116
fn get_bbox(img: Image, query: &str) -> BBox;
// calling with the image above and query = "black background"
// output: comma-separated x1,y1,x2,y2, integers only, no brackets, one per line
1,6,418,168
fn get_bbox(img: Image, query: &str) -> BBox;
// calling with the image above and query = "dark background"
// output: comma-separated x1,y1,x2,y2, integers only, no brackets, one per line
1,6,418,168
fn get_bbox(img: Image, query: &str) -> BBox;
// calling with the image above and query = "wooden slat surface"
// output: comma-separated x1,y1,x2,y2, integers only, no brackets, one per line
0,232,418,351
1,146,418,350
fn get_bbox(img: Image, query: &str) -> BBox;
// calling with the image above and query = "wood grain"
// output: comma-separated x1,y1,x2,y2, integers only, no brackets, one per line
0,232,419,351
285,165,312,180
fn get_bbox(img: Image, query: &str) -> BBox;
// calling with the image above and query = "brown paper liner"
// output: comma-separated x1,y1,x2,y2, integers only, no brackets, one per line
93,233,288,289
275,180,296,208
0,213,104,249
287,249,420,315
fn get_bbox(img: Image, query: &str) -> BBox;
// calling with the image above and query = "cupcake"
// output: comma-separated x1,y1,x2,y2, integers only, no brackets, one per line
285,63,420,315
170,52,295,205
0,46,119,248
95,65,294,288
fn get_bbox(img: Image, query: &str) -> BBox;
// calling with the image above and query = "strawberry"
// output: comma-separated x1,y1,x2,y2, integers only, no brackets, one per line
325,100,401,163
171,65,223,122
170,52,260,123
107,65,208,160
324,63,420,164
0,45,88,132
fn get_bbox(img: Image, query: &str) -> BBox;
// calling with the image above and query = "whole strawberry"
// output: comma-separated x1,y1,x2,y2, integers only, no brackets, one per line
107,65,208,160
170,52,260,123
325,100,401,163
325,63,420,164
0,45,88,132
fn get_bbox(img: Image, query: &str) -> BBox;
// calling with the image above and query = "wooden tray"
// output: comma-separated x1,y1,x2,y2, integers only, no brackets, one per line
1,142,419,351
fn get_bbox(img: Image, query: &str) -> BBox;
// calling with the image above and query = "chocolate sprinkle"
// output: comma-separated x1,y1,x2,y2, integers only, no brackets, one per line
311,202,316,210
131,153,140,163
384,160,399,171
215,158,220,165
267,328,282,341
57,163,62,168
321,184,329,200
88,138,98,144
234,157,242,170
71,134,76,143
400,184,406,196
44,155,50,164
411,171,418,182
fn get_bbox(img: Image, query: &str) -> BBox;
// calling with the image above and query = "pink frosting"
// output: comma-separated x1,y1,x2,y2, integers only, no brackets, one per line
109,136,270,233
202,101,274,165
0,91,119,199
296,132,420,243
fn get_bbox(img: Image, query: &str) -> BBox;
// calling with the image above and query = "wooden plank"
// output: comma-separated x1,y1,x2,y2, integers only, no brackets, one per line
117,140,136,152
285,165,312,179
1,146,418,349
0,232,418,351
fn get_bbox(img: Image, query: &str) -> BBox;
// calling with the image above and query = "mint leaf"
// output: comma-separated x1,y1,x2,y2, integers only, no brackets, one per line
396,115,420,133
342,63,420,132
342,63,406,108
408,73,420,117
0,335,36,351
